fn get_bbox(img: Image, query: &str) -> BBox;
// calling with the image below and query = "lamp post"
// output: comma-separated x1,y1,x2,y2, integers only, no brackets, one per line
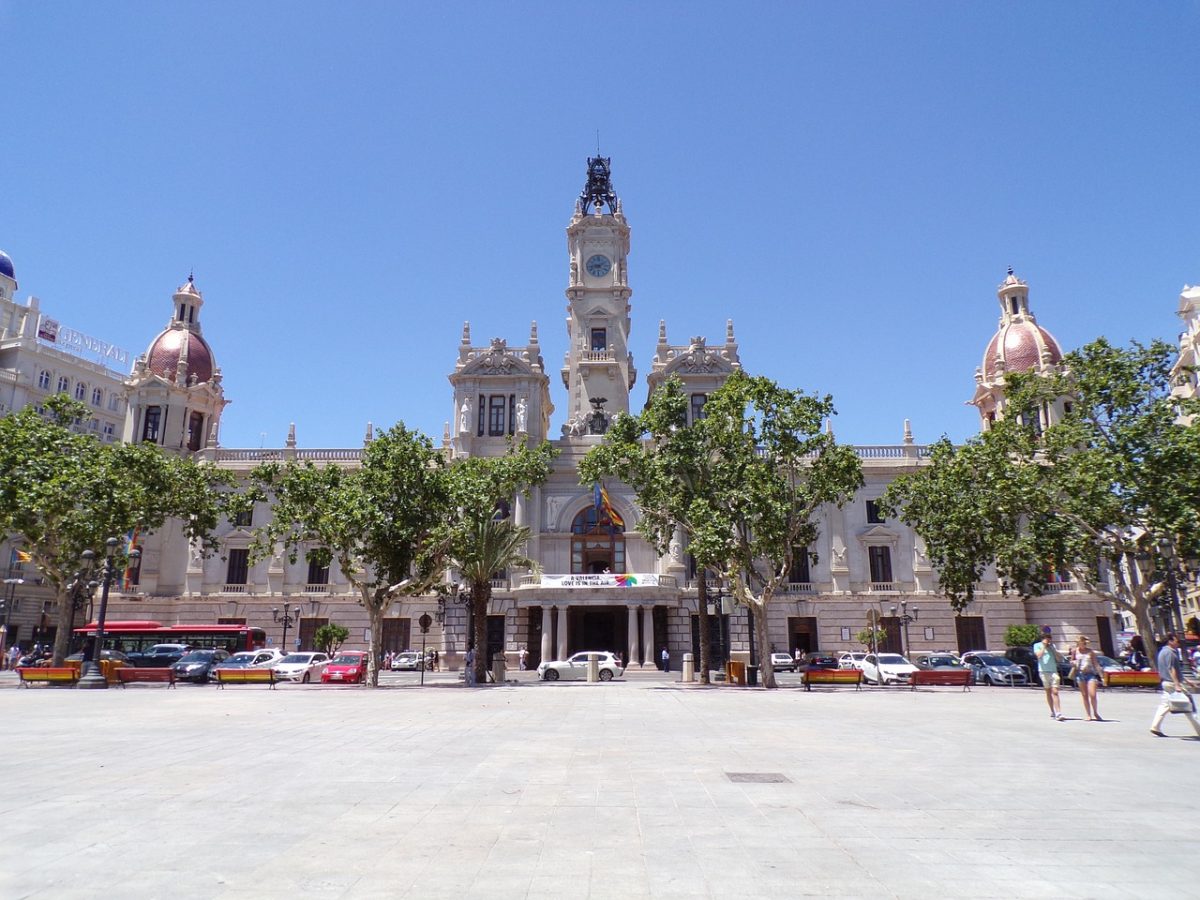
272,605,301,652
79,537,137,689
1158,540,1186,636
706,586,733,667
890,601,919,658
2,576,23,661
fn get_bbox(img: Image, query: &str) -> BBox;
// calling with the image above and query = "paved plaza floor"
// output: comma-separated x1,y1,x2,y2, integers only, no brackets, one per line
1,670,1196,899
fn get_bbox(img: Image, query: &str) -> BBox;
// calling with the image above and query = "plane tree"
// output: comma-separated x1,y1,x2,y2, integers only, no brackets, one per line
584,371,862,688
879,338,1200,652
0,395,228,664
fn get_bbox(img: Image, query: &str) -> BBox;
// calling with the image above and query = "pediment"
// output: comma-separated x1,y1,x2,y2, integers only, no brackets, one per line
857,524,898,543
661,346,735,377
460,348,536,377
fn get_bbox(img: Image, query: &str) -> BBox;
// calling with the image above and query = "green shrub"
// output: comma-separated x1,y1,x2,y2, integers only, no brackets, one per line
1004,624,1043,648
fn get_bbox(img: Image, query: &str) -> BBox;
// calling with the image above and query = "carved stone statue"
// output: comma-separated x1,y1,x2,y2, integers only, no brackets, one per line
669,539,683,563
458,400,470,434
516,397,528,433
831,546,847,567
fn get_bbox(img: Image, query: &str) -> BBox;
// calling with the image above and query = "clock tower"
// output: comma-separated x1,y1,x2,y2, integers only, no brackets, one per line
560,156,636,436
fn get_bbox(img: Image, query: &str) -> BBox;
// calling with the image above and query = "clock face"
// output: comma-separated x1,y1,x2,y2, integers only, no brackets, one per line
585,254,612,277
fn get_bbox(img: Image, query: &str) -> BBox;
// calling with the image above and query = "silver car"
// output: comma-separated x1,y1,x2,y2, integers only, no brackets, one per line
962,652,1028,686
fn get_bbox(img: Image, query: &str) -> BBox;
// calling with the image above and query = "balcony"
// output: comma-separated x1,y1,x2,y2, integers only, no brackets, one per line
781,582,815,594
867,582,896,593
303,583,330,594
221,584,248,594
581,350,616,363
1041,582,1077,593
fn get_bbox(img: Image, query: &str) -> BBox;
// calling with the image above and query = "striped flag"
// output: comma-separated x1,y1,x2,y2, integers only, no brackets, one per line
593,482,625,532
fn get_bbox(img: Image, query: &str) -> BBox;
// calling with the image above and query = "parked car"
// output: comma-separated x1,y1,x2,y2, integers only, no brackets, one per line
770,652,796,673
912,651,964,671
537,651,624,682
861,653,918,685
212,649,284,678
838,651,867,670
322,651,369,684
170,648,230,683
803,653,839,670
128,643,190,668
962,651,1028,686
392,650,422,671
1002,646,1044,684
273,652,330,683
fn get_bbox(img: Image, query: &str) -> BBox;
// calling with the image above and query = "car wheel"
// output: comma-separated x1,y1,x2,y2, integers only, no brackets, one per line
599,669,613,681
544,669,559,681
302,672,310,684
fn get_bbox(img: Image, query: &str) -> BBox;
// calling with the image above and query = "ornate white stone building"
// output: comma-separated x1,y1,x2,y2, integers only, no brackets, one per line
2,160,1133,666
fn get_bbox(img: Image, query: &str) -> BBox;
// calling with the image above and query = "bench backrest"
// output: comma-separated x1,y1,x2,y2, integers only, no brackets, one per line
17,667,78,681
217,668,274,682
806,669,861,682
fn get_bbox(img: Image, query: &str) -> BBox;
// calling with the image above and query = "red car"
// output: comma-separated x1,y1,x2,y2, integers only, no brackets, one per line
320,651,369,684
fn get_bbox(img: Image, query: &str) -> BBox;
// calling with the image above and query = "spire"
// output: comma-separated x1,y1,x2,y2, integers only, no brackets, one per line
726,319,735,343
903,419,913,445
364,421,374,446
825,418,834,436
658,319,667,344
286,422,296,449
578,155,618,215
529,320,539,344
461,321,471,345
442,421,451,449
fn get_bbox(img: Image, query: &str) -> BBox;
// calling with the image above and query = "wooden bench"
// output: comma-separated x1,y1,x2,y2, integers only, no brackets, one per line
16,667,80,687
216,668,276,689
910,669,972,691
1104,671,1160,689
802,668,862,691
116,667,176,688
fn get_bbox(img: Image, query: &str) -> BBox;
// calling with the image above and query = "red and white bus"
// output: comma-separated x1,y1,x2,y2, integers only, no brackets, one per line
73,620,268,655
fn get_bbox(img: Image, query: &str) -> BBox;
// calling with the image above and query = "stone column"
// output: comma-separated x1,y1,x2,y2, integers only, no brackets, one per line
557,604,570,660
642,605,656,669
627,604,640,667
540,605,554,664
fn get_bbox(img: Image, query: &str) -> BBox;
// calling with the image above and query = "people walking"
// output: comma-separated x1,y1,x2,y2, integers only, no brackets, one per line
518,646,528,671
1034,628,1064,720
464,644,476,687
1070,636,1103,721
1150,633,1200,737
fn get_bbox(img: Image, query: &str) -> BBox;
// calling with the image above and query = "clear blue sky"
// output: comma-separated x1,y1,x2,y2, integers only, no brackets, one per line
3,2,1198,449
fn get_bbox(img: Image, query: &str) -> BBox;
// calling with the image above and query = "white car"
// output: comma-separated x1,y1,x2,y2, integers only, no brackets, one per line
537,651,624,682
272,652,331,683
213,648,284,677
861,653,918,685
838,651,867,670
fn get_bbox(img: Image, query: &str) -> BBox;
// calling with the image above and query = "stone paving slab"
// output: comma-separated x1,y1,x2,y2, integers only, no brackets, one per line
0,673,1196,898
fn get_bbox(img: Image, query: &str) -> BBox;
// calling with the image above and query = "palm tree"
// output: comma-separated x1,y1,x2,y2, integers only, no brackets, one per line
451,517,538,685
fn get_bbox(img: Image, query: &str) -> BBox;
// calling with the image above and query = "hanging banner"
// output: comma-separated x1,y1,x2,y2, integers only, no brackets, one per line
539,573,661,589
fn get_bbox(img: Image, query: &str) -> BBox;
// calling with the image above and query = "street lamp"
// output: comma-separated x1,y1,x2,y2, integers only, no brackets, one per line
890,601,919,658
272,605,302,652
2,575,24,662
706,586,733,667
1158,540,1187,636
78,537,138,689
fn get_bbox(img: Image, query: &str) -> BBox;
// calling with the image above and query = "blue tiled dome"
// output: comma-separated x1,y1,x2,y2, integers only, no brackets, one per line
0,250,14,280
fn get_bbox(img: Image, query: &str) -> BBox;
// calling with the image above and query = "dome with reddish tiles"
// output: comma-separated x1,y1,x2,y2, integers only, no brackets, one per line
981,320,1062,379
146,327,215,384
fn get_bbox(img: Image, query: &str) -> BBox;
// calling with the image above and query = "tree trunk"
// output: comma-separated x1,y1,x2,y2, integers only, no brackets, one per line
1130,596,1160,654
473,581,490,685
696,569,711,685
51,585,72,666
754,597,775,688
366,593,385,687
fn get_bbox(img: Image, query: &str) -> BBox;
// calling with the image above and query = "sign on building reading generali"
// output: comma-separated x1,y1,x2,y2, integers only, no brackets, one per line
36,315,131,369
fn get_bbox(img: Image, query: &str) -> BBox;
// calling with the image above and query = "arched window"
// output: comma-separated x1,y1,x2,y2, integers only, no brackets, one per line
91,387,103,406
38,370,51,389
571,507,625,574
75,382,87,401
57,375,69,394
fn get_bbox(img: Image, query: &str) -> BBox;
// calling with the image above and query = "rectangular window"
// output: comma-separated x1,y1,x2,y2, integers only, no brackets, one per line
226,549,249,585
690,393,707,424
306,556,330,585
789,546,810,583
102,423,115,442
591,328,607,352
488,395,506,436
868,546,893,583
508,394,515,436
233,508,253,528
866,500,884,523
187,411,204,451
477,395,485,437
142,406,161,443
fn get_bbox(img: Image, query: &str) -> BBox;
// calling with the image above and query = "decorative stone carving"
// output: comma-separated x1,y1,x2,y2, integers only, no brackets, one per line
516,397,528,433
459,400,470,434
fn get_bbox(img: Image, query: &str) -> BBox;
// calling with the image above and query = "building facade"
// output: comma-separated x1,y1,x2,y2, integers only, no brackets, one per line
2,161,1135,666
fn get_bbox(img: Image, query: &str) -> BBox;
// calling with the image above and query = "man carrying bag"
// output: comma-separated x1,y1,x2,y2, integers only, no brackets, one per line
1150,633,1200,738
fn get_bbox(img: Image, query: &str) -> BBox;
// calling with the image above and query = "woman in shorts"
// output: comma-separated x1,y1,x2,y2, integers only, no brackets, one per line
1071,636,1104,721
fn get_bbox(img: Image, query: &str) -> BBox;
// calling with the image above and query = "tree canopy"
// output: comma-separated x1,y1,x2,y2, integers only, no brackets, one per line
880,338,1200,651
0,395,229,663
583,371,862,687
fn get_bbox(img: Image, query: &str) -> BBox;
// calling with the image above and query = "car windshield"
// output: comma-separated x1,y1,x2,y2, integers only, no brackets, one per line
178,650,214,662
223,654,254,666
926,657,958,667
148,645,186,653
878,655,908,664
976,655,1009,666
280,654,312,664
332,655,362,665
1096,655,1120,667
